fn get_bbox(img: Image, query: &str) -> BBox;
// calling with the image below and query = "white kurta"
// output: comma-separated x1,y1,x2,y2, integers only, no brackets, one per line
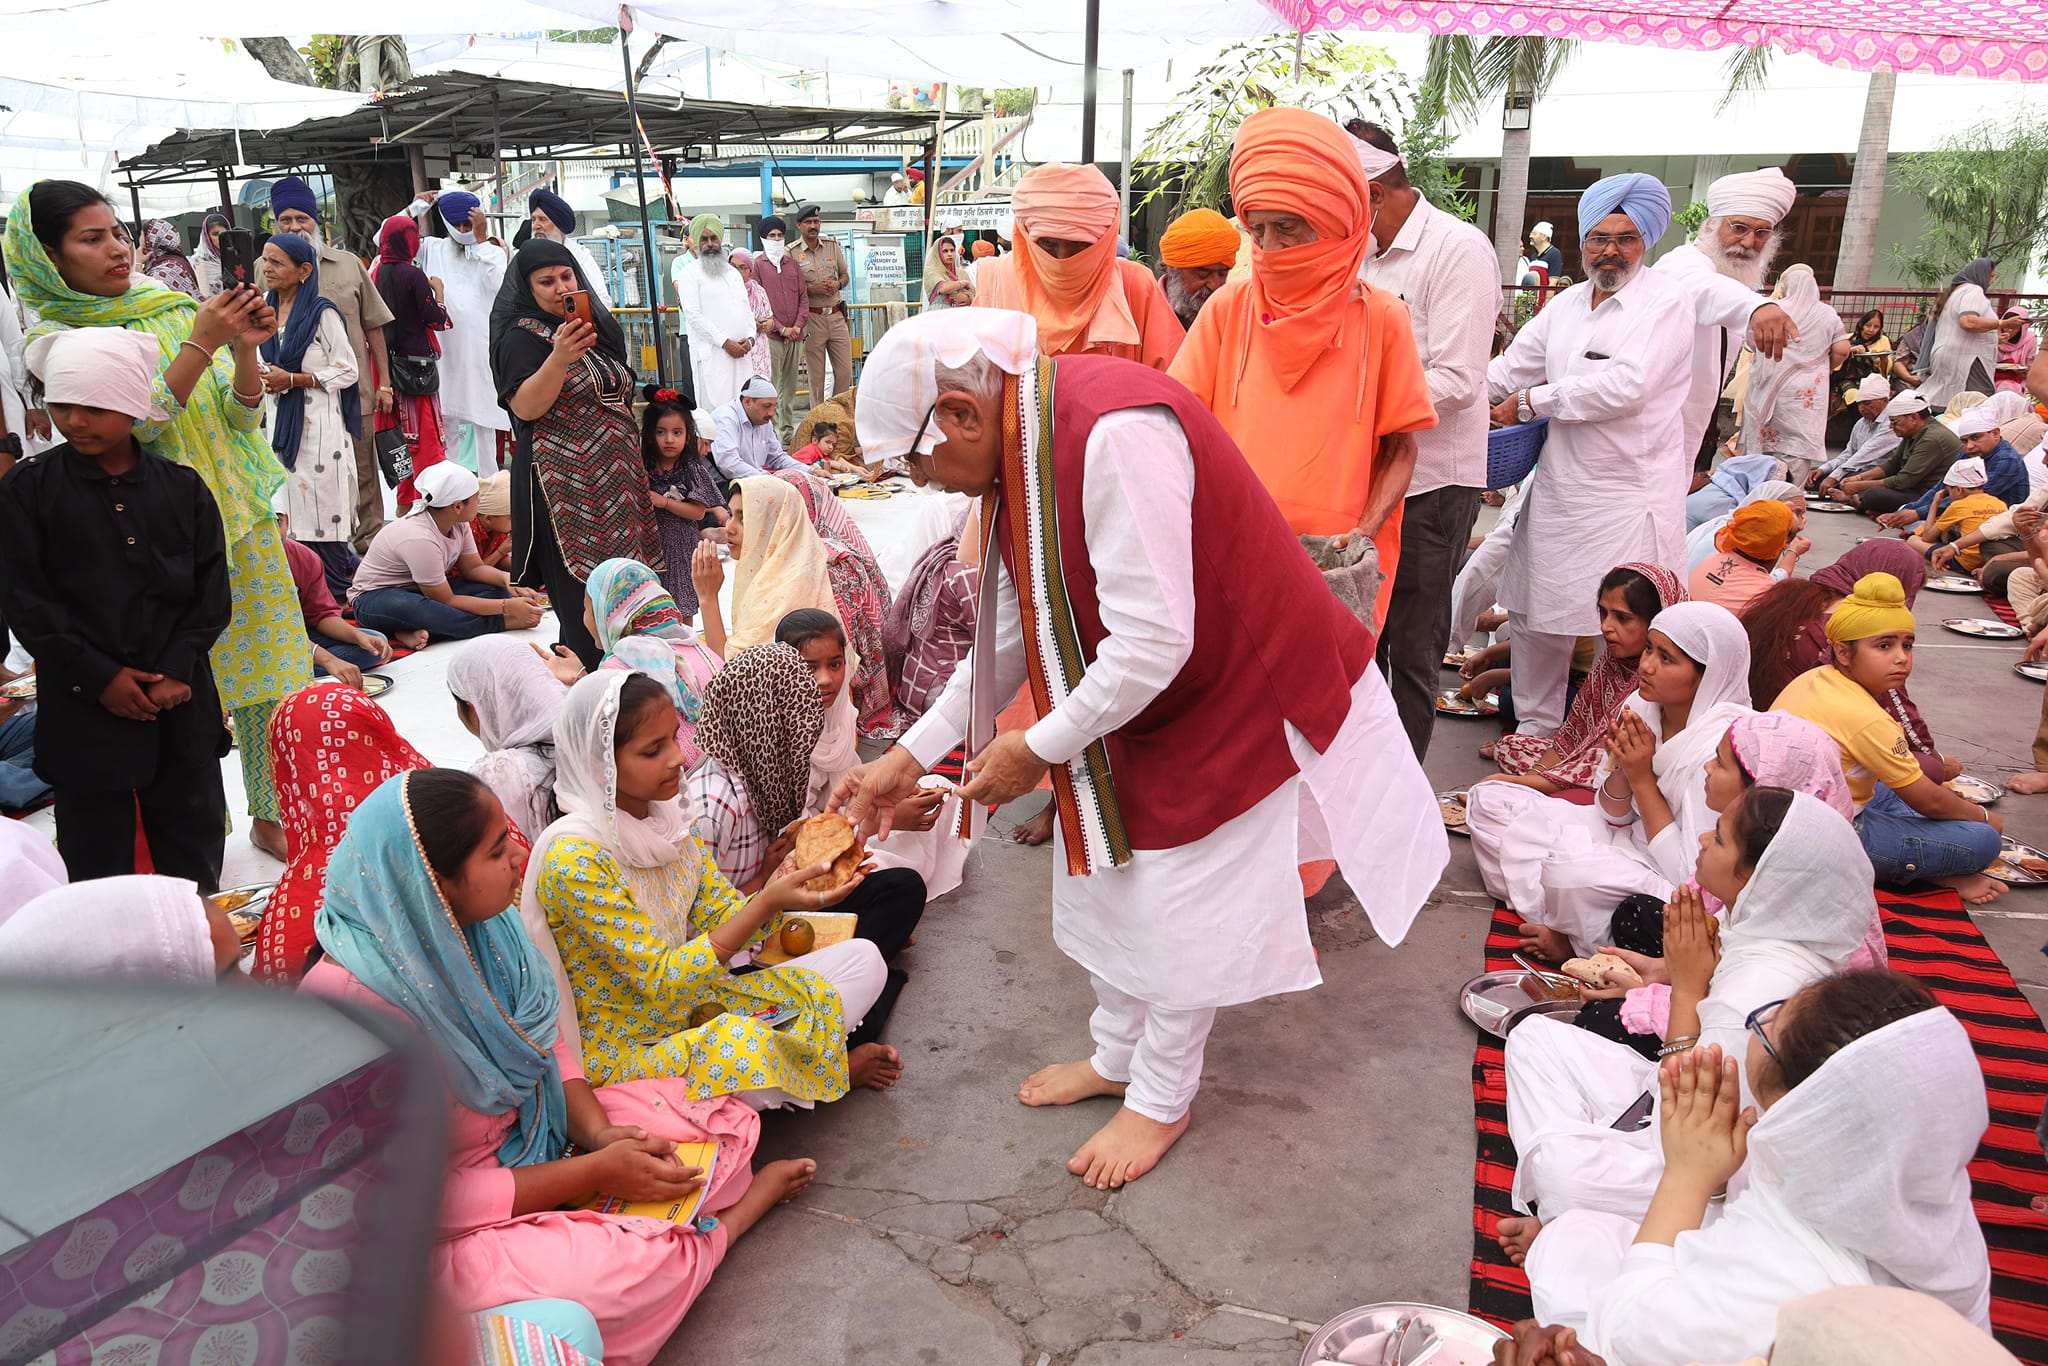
673,256,755,411
1487,269,1696,638
0,282,26,445
418,235,509,434
1655,242,1766,457
900,408,1446,1012
274,309,360,544
562,237,613,311
1924,282,1997,406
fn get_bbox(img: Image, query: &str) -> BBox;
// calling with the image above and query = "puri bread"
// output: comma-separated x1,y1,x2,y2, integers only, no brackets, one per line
1559,953,1645,990
794,813,866,891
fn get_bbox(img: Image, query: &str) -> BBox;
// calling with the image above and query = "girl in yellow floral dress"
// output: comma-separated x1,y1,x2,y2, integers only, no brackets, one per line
519,670,905,1106
6,182,309,858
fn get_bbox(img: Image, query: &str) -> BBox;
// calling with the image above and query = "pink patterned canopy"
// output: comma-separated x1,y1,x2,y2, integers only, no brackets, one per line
1265,0,2048,81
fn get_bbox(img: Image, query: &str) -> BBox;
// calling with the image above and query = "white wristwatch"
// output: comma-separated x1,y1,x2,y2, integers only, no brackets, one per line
1515,389,1534,424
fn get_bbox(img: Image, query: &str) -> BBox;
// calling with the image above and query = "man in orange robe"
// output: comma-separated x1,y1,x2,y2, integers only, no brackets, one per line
1169,108,1436,629
976,163,1184,370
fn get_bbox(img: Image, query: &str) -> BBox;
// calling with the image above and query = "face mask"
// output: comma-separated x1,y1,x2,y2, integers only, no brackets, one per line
764,239,787,264
450,225,479,247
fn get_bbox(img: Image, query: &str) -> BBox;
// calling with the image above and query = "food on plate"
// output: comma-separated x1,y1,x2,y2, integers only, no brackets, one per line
793,812,866,891
1439,797,1468,828
687,1001,728,1029
779,917,817,957
1559,952,1645,990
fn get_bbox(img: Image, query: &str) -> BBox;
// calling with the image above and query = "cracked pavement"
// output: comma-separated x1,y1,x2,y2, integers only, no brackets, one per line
660,506,2048,1364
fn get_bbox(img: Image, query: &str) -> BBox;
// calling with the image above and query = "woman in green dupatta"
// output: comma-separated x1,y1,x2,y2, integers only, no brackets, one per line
5,181,309,857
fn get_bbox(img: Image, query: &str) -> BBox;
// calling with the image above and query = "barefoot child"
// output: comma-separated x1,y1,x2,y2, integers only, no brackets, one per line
640,388,727,616
787,421,867,478
1773,571,2006,903
0,327,232,887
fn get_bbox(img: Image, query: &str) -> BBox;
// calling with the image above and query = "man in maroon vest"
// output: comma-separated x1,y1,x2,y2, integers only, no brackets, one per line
834,310,1446,1190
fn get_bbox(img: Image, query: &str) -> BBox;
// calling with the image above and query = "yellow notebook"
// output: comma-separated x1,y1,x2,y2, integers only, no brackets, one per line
580,1140,720,1226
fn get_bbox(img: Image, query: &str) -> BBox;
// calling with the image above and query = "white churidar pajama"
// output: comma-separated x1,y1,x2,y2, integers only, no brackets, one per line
902,408,1445,1124
735,938,886,1113
1486,268,1695,739
1450,481,1526,652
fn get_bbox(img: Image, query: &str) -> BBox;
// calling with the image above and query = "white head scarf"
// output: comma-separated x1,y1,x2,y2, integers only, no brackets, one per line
447,637,567,752
1952,407,2000,438
1765,1286,2020,1365
1882,390,1930,419
412,461,480,512
1722,791,1875,964
1976,390,2031,429
26,327,167,422
0,821,66,930
0,876,214,984
1621,601,1754,882
855,307,1038,462
1706,167,1797,222
1856,373,1892,404
1740,479,1803,508
1750,1004,1991,1328
1945,456,1989,488
550,670,697,868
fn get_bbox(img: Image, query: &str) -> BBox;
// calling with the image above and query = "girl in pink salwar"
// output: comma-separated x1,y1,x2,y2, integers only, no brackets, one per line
300,768,817,1366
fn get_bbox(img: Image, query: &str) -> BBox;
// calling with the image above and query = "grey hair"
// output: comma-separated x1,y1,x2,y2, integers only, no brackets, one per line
933,351,1005,402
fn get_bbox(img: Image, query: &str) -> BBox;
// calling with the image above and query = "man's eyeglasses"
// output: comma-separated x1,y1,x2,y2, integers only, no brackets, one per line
1723,219,1776,243
1745,997,1787,1074
902,400,940,474
1584,233,1644,252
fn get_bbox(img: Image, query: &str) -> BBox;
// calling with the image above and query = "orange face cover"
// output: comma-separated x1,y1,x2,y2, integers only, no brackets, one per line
1006,163,1136,355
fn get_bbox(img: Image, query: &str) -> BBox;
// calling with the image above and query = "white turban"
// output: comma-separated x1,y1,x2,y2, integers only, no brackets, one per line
1530,221,1554,240
411,461,480,511
1945,456,1988,488
1882,390,1930,419
1856,374,1892,404
1353,140,1403,181
740,375,778,401
1707,168,1797,223
856,307,1038,463
1953,407,2000,438
25,327,166,423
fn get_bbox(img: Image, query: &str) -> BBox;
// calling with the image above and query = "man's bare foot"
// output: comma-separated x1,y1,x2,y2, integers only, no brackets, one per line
1936,872,2008,905
1019,1059,1127,1107
394,629,429,651
1068,1106,1190,1190
1495,1215,1543,1266
2009,772,2048,795
721,1157,817,1244
849,1043,904,1090
1013,803,1055,846
249,819,287,862
1479,740,1498,760
1517,923,1572,962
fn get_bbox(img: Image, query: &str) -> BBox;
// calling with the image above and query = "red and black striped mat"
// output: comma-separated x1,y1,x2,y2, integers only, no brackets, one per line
1467,893,2048,1361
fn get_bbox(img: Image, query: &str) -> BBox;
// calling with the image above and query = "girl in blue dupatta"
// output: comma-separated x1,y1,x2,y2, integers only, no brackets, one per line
585,557,724,769
260,231,364,595
303,768,817,1366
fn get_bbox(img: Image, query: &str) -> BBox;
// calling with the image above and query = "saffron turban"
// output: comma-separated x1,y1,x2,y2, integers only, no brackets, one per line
528,186,577,235
1004,163,1129,354
1012,163,1119,244
688,214,725,245
1825,573,1915,643
1705,167,1796,223
270,175,318,220
1715,500,1794,560
970,239,996,259
1577,172,1672,246
1157,209,1239,269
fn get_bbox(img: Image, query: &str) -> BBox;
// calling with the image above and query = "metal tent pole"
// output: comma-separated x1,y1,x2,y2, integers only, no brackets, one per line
1118,69,1134,246
618,9,671,386
1079,0,1100,165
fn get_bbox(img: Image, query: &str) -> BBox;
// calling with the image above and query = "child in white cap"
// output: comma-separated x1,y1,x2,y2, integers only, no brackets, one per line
348,461,544,641
0,327,234,887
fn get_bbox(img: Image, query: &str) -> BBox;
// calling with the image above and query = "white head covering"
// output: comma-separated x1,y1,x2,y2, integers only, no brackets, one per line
1952,407,2000,438
1750,1004,1991,1328
1638,601,1755,728
447,637,567,751
1945,456,1989,488
1353,140,1402,181
739,375,778,401
1882,390,1930,419
1721,791,1876,964
1767,1286,2020,1365
412,461,480,511
25,327,167,422
0,821,66,930
1707,167,1798,222
550,670,697,868
1740,479,1803,508
1976,390,2031,428
692,408,716,437
0,876,215,984
1856,373,1892,404
1530,221,1554,240
1619,601,1754,886
856,307,1038,462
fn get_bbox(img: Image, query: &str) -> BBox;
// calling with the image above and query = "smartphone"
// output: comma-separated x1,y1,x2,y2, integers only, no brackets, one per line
217,227,257,292
1609,1088,1656,1131
564,289,593,327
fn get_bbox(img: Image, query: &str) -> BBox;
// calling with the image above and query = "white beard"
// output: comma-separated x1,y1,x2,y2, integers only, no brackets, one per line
536,225,565,244
1590,259,1642,294
1698,220,1778,289
290,226,323,248
700,250,731,277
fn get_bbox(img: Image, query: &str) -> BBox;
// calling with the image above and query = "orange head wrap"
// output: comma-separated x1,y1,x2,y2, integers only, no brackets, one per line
1005,162,1135,355
1714,500,1795,561
971,239,996,259
1158,208,1240,269
1228,108,1374,393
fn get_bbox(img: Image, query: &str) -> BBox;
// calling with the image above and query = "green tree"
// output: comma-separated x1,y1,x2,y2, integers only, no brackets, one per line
1423,36,1577,283
1398,84,1476,223
1135,33,1404,216
1887,112,2048,284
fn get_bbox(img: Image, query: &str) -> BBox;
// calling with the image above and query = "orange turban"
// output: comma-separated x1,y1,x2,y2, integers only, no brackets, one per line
1228,108,1372,391
971,239,996,259
1158,209,1239,269
1001,162,1136,354
1715,500,1795,560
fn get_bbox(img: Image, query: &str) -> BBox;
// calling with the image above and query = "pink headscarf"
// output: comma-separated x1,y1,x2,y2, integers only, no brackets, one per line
1727,712,1854,820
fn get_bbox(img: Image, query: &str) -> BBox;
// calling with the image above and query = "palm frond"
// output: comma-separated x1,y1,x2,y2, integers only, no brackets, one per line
1424,35,1488,123
1715,44,1775,113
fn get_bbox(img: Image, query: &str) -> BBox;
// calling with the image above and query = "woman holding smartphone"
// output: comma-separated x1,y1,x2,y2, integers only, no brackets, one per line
489,241,662,668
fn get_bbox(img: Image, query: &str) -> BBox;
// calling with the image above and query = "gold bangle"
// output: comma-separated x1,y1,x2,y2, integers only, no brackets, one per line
232,387,264,406
178,339,212,362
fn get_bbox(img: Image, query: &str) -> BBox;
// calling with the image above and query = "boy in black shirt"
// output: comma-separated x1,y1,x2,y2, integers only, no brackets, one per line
0,328,231,887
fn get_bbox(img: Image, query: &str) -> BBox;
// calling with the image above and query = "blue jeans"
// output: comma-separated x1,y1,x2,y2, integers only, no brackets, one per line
0,707,51,810
311,636,387,674
1854,783,2003,885
353,581,510,642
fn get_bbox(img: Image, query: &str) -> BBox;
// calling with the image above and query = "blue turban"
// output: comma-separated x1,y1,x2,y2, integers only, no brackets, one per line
1577,173,1672,247
528,186,576,235
270,175,318,221
757,215,788,239
437,190,481,229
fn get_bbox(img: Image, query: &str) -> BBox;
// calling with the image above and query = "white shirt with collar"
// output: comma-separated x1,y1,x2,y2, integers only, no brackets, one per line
1360,194,1501,496
1656,240,1767,456
1486,265,1697,636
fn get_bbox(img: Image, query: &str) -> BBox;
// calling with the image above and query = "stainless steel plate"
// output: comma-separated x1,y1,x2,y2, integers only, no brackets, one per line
0,676,33,699
1946,774,2003,804
1943,616,2023,638
360,673,394,697
1438,789,1470,836
1926,575,1986,594
1806,499,1859,513
1302,1301,1508,1365
1990,837,2048,887
2019,660,2048,683
1436,689,1499,718
1460,970,1577,1039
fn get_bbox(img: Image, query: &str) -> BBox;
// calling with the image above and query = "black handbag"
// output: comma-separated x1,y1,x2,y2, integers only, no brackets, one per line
388,352,439,397
374,424,413,489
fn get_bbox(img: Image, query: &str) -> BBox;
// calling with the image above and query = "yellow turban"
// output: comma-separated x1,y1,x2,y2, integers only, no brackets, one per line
1825,572,1916,644
1158,208,1240,269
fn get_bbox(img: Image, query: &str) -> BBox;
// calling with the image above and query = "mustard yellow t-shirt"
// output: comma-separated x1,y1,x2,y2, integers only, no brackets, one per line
1931,491,2008,570
1771,665,1924,808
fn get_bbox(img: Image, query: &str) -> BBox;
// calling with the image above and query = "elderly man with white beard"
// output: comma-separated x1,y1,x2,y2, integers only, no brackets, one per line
1656,168,1802,466
1484,173,1696,739
673,214,757,410
527,186,610,310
